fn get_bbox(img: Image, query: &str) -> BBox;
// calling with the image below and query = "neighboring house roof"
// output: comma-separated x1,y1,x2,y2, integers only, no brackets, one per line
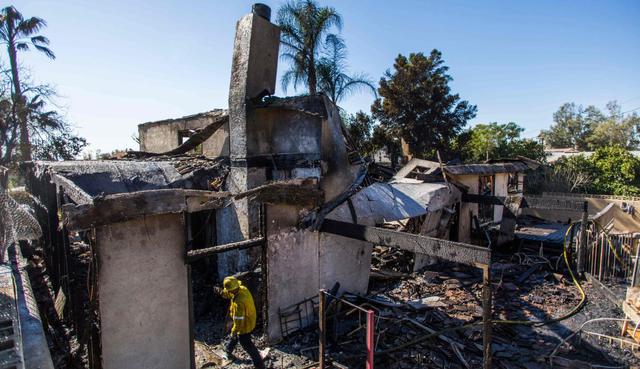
393,157,539,179
545,149,640,163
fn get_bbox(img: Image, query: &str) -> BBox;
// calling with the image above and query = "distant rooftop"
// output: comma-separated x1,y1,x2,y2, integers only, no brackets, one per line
545,148,640,163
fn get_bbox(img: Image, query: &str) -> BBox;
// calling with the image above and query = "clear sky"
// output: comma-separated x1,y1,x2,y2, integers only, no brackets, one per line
9,0,640,154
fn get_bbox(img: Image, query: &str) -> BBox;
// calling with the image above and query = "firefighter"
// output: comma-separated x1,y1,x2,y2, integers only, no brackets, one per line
221,276,265,369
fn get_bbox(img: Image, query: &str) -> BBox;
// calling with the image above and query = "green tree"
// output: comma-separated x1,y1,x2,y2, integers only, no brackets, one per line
458,122,545,162
0,71,86,166
541,103,600,150
542,101,640,150
457,122,537,162
0,6,55,161
543,154,596,194
345,111,374,156
544,146,640,195
589,146,640,195
315,35,375,104
277,0,342,95
371,50,477,159
585,101,640,150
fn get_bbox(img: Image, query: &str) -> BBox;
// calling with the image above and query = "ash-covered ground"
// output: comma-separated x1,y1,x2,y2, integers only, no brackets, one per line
192,248,638,369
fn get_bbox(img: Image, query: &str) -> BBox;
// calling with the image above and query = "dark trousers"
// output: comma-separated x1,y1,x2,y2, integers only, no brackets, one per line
225,333,265,369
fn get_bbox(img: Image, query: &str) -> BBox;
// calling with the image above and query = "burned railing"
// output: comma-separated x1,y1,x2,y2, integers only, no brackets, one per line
586,229,639,286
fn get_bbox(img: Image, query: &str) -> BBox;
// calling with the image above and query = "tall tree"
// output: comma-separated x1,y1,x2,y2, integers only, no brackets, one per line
316,35,375,104
0,69,86,166
277,0,342,95
458,122,545,162
540,103,598,150
371,50,477,159
0,6,55,161
345,111,375,156
585,101,640,150
542,102,640,150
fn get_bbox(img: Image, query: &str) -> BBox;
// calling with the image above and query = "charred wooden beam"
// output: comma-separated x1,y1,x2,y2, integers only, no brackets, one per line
303,163,367,230
62,189,230,230
51,174,94,205
234,178,323,207
185,237,265,262
320,219,491,266
184,190,230,213
165,115,228,156
462,193,507,206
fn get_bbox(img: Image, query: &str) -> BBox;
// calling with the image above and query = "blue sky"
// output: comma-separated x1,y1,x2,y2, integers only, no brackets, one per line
9,0,640,154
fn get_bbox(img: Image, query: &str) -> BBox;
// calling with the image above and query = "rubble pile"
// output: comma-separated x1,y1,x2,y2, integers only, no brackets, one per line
190,252,638,369
371,246,415,275
118,154,230,191
23,243,86,369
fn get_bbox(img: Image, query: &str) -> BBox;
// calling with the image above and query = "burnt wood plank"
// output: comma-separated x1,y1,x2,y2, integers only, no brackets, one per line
52,174,94,205
62,189,229,230
186,237,265,263
320,219,490,266
234,178,322,207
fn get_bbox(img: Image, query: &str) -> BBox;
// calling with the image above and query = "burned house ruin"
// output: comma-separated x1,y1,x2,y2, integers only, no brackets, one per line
5,4,639,369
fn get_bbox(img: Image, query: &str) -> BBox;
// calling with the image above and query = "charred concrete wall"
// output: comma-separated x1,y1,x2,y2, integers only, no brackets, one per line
96,213,190,369
138,110,229,157
246,108,322,158
318,233,372,294
265,230,372,342
265,204,372,342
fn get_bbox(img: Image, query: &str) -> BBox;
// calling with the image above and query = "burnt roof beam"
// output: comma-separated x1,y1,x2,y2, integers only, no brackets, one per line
62,189,230,231
320,219,491,266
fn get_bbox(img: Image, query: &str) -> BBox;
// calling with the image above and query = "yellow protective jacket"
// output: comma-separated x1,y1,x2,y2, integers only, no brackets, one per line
229,284,257,335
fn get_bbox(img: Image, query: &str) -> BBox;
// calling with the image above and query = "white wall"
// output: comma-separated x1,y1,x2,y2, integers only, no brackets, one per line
96,213,191,369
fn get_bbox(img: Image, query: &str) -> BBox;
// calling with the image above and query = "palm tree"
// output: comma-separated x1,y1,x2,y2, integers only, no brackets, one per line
277,0,342,95
0,6,55,161
316,35,376,104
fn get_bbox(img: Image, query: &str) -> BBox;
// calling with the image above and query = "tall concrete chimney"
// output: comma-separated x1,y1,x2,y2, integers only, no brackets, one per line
217,6,280,276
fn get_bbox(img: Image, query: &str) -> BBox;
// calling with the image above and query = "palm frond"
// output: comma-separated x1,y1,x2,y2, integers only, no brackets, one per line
337,73,377,102
34,45,55,59
281,68,306,94
16,17,46,37
30,35,49,45
2,7,23,24
16,42,28,51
